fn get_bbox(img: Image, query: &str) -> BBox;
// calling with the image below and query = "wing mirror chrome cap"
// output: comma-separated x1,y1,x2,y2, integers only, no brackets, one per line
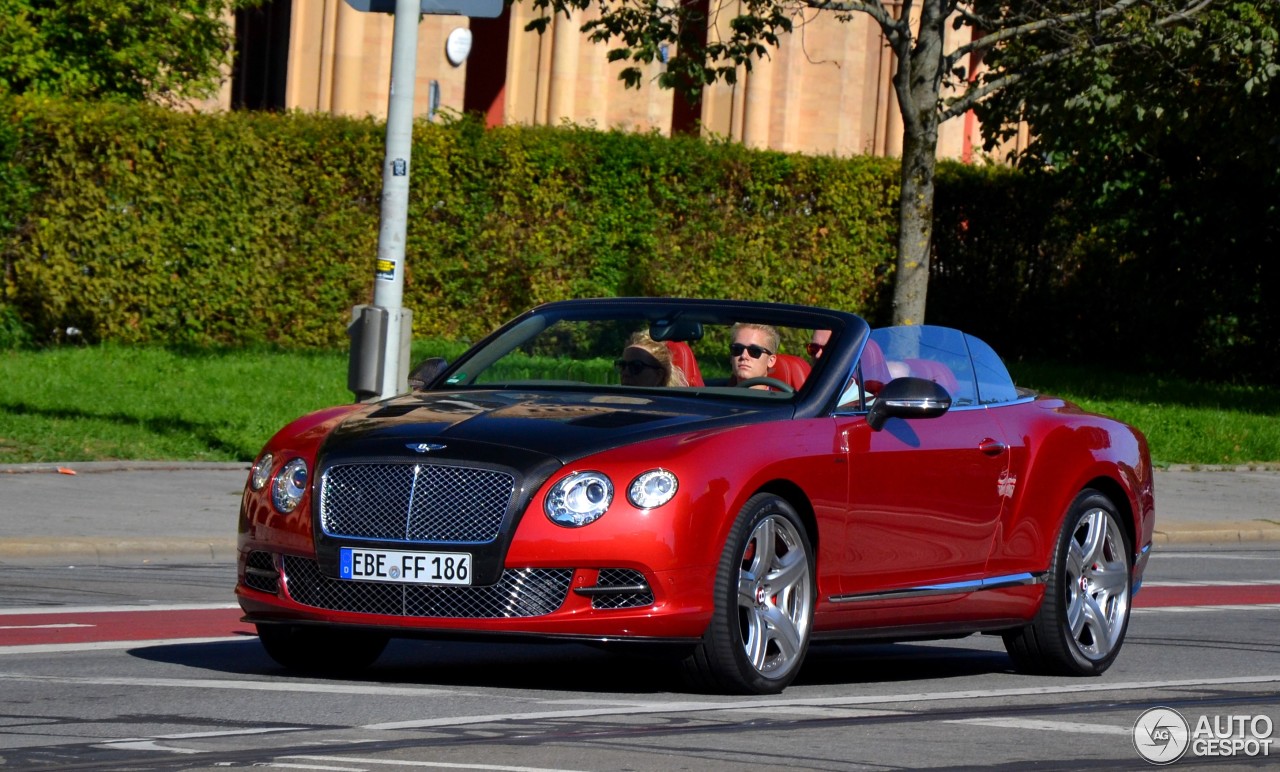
867,376,953,431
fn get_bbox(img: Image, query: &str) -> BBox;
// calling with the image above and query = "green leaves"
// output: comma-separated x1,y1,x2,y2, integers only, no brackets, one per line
0,0,246,104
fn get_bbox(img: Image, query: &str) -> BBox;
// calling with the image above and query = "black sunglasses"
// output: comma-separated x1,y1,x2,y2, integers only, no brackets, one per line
614,359,662,376
729,343,773,359
805,342,825,357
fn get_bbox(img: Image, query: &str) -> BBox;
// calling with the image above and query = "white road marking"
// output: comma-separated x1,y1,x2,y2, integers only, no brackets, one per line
0,623,94,630
1150,553,1280,560
1134,603,1280,613
267,764,366,771
283,756,591,772
0,672,458,696
1146,578,1280,586
0,602,239,616
947,717,1132,735
95,726,311,755
0,636,245,655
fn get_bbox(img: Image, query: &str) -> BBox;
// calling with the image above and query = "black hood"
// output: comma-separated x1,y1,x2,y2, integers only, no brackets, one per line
321,388,790,466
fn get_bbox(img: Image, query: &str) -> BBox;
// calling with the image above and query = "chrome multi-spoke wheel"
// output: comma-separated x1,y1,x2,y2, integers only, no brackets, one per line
1004,489,1133,676
684,494,815,694
1064,505,1130,661
736,512,813,678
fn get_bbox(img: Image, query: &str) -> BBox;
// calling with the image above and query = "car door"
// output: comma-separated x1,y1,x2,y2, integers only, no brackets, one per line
832,326,1011,598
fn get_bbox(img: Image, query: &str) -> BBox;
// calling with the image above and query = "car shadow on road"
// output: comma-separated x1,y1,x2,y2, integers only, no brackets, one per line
129,635,1015,694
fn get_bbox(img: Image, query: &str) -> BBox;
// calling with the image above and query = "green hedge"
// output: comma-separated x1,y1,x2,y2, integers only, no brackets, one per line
1,97,898,348
3,96,1274,383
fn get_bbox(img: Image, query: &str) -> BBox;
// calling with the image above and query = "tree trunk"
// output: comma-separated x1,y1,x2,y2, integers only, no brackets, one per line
892,129,938,327
889,1,947,327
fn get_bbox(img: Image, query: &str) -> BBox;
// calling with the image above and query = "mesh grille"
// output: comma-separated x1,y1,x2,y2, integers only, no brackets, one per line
591,568,654,610
244,550,279,594
320,463,515,543
281,556,572,618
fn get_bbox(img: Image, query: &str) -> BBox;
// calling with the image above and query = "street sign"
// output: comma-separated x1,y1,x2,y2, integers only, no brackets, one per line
344,0,503,17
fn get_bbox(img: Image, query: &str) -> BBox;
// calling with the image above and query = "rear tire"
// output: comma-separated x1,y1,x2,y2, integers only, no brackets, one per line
257,624,388,674
683,494,815,694
1004,489,1132,676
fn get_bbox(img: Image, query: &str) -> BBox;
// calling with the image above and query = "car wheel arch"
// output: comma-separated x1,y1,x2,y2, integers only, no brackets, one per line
755,479,819,556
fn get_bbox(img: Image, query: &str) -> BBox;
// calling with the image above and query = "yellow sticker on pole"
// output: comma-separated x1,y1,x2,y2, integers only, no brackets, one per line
376,259,396,280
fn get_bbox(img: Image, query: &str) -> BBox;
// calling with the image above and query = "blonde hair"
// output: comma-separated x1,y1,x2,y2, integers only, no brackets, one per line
626,331,689,387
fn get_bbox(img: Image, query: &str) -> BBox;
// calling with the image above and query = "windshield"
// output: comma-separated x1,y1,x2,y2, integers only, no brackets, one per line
437,300,862,400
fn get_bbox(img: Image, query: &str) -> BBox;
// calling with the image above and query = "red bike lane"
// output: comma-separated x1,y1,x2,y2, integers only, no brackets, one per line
2,584,1278,648
0,606,252,647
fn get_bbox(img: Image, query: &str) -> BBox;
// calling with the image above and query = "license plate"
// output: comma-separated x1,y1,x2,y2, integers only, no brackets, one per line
339,547,472,586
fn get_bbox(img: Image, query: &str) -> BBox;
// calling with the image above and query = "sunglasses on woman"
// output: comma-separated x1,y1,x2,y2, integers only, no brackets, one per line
614,359,662,376
729,343,773,359
805,342,825,357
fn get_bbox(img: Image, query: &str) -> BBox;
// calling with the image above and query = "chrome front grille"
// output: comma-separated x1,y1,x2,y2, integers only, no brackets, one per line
281,556,572,618
320,463,515,543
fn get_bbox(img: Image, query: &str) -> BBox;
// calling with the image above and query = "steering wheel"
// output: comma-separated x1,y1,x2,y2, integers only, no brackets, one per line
735,376,795,393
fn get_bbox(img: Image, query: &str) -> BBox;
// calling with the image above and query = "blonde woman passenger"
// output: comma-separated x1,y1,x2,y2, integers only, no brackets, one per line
615,331,689,387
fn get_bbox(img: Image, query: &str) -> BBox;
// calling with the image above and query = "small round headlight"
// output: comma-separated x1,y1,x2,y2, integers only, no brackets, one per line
545,471,613,527
628,469,678,509
272,457,309,513
249,452,274,492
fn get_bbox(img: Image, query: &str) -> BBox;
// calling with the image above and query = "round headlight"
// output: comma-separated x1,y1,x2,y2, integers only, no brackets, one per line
545,471,613,527
628,469,679,509
249,452,274,492
272,458,309,513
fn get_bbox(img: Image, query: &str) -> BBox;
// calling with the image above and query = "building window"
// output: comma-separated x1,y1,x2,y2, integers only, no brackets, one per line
233,0,292,110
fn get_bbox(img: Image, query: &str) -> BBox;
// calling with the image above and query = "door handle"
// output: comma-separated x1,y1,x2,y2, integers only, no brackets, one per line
979,438,1008,456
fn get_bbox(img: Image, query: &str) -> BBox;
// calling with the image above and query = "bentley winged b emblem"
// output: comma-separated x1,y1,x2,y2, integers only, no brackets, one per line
406,442,447,453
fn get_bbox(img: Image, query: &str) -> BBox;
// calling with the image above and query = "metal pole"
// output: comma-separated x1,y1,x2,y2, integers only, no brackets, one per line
371,0,421,399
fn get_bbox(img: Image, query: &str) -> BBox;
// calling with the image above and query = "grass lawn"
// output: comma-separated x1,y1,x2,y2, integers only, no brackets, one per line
0,344,1276,467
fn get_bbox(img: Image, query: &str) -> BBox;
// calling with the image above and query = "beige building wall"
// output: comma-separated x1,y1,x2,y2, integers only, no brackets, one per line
222,1,1002,162
284,0,471,119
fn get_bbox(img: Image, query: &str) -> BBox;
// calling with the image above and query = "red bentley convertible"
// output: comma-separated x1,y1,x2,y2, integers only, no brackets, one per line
237,298,1154,694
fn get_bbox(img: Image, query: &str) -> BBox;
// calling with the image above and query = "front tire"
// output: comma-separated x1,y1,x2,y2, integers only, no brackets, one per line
257,624,389,675
1004,489,1132,675
683,494,815,694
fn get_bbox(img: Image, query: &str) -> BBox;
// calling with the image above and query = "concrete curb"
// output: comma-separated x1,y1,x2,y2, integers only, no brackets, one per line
1152,525,1280,545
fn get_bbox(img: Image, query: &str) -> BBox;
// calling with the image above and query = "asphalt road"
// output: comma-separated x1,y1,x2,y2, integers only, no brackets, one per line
1,546,1277,770
1,461,1278,564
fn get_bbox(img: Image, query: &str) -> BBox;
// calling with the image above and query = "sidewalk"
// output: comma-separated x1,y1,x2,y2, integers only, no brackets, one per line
1,461,1278,564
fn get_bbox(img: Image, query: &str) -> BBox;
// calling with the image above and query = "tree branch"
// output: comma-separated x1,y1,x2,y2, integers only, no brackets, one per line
806,0,907,48
947,0,1143,64
942,40,1124,121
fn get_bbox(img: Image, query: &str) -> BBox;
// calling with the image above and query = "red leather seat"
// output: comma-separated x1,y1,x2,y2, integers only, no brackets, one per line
903,358,959,395
664,341,704,386
769,354,811,391
858,339,892,395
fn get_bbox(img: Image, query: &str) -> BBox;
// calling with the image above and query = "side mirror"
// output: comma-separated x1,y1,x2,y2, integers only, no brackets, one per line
866,376,952,431
408,357,449,391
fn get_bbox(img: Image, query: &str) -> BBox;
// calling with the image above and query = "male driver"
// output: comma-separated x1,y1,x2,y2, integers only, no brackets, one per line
729,323,779,389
